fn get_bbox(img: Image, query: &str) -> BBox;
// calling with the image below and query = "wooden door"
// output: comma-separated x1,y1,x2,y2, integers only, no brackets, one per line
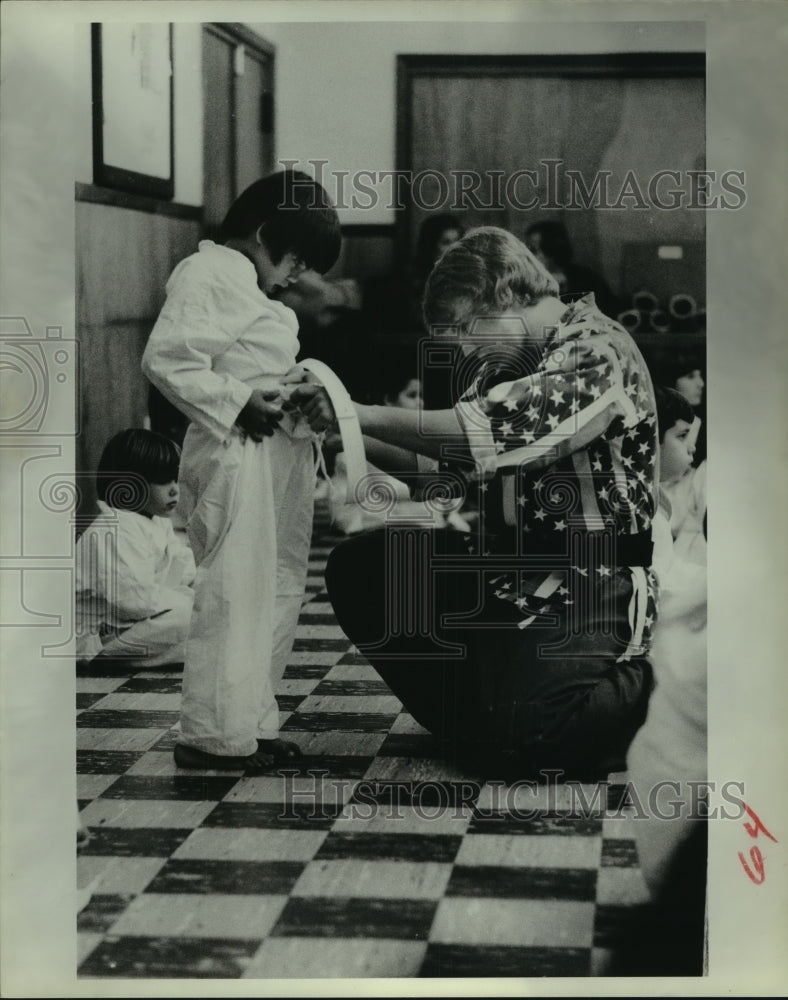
234,44,274,195
202,28,235,237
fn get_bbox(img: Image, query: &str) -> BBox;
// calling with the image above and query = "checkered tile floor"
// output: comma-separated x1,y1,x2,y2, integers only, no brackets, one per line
77,504,652,979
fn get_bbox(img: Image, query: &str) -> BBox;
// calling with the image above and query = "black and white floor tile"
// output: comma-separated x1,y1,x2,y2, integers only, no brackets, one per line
77,505,652,980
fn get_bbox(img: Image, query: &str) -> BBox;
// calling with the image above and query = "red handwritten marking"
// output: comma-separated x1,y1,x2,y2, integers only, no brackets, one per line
737,803,778,885
742,803,778,843
738,846,766,885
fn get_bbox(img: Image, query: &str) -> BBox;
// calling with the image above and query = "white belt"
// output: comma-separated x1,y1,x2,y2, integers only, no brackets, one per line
297,358,367,505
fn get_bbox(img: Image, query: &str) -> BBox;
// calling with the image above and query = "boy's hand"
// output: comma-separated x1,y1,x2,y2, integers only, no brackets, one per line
236,389,283,441
287,383,336,434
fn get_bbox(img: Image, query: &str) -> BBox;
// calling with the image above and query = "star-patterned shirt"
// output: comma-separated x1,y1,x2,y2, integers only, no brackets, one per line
451,294,659,654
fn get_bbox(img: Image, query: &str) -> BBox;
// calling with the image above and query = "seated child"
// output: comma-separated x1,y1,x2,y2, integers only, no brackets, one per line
664,413,707,566
75,428,195,667
328,363,472,535
644,348,707,566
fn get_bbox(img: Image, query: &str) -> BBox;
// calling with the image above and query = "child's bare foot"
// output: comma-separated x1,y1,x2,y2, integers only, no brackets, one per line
257,738,303,763
174,743,275,773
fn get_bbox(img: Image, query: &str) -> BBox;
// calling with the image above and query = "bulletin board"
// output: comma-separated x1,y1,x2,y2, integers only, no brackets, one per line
91,23,175,199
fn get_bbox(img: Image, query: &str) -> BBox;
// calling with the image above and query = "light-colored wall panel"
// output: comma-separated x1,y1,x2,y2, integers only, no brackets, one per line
256,19,705,224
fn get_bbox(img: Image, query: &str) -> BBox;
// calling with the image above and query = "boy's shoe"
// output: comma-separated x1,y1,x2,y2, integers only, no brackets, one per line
174,743,276,773
257,738,303,763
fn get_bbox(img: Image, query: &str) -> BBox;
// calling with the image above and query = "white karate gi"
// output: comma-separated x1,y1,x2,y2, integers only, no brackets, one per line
142,241,316,756
75,501,195,667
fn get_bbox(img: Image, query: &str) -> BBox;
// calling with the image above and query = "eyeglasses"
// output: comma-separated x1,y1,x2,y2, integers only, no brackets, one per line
558,290,591,305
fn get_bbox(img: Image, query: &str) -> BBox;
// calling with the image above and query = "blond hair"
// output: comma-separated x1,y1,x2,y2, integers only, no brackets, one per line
423,226,559,331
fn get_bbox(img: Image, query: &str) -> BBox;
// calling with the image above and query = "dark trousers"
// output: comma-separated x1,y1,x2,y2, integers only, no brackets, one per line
326,527,653,780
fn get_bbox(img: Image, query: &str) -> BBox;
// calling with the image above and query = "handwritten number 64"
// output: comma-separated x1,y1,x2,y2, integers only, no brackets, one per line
737,804,778,885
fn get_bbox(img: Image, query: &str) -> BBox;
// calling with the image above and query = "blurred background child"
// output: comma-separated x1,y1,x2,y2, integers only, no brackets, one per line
327,348,471,535
646,349,707,565
327,352,423,535
524,219,620,318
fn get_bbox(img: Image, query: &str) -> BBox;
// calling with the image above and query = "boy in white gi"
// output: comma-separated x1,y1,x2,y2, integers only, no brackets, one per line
142,170,339,771
76,429,195,667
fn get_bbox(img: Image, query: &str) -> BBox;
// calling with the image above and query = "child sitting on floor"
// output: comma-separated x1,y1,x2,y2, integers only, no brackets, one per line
75,428,195,668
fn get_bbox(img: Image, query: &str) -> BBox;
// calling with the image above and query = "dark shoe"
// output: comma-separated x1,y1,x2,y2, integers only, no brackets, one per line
257,738,303,763
174,743,275,773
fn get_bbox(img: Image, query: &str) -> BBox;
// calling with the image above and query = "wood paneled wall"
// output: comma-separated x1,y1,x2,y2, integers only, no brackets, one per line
76,197,201,477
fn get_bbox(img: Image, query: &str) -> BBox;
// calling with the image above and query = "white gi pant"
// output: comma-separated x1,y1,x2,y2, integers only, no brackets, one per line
80,595,193,668
177,419,314,756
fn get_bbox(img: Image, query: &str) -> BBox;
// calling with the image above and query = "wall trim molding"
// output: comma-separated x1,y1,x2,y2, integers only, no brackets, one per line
206,22,276,58
74,189,397,234
75,182,203,221
397,52,705,79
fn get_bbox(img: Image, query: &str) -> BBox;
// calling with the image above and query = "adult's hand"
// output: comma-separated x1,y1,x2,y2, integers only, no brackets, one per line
322,429,344,454
288,382,336,434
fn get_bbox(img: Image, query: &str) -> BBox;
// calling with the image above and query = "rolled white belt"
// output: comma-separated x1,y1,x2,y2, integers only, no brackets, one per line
297,358,367,505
